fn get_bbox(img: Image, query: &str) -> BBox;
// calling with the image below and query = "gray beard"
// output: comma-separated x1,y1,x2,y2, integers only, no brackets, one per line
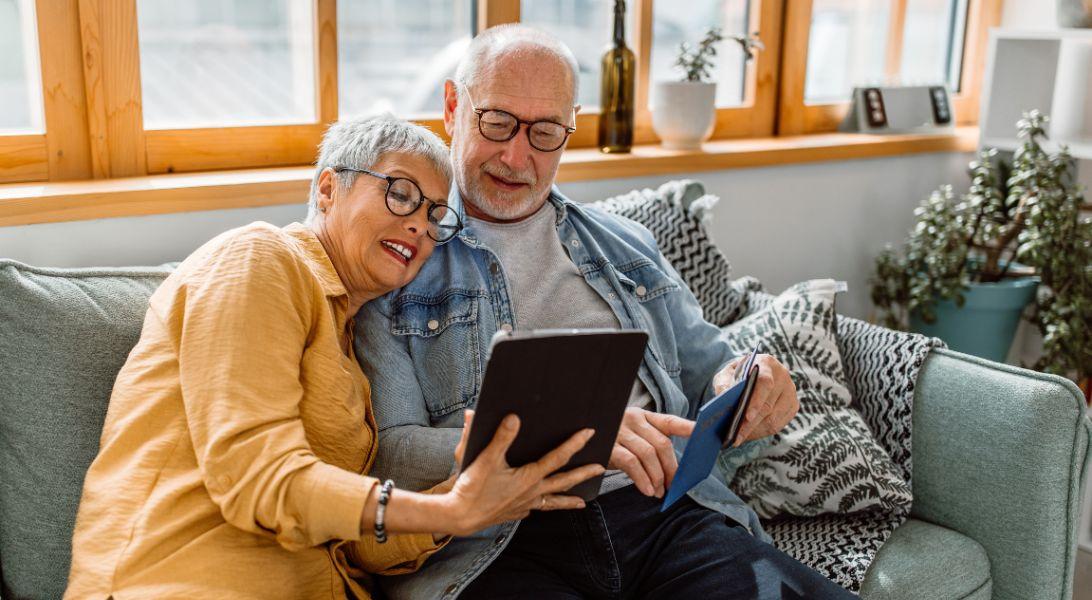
454,160,543,221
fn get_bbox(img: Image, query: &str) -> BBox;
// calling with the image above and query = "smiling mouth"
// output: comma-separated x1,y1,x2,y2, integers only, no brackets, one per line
379,240,415,266
486,172,530,191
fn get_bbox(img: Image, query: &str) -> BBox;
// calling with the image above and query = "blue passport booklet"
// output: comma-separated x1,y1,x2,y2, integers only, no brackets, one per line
661,345,762,511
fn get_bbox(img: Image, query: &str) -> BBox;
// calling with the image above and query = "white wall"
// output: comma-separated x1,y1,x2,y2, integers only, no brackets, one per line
0,152,971,320
1001,0,1057,29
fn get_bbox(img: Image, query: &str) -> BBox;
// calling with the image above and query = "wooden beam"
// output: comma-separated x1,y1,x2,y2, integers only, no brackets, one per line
35,0,92,181
953,0,1003,125
744,0,784,138
478,0,519,31
315,0,338,125
885,0,908,81
632,0,653,142
777,0,813,135
145,124,326,174
77,0,146,178
0,135,49,184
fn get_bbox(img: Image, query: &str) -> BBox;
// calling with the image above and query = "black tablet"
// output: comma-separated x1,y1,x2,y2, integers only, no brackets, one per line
459,328,648,501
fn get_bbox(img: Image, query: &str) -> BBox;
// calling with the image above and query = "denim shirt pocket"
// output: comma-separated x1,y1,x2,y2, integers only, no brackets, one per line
616,261,683,377
391,291,484,420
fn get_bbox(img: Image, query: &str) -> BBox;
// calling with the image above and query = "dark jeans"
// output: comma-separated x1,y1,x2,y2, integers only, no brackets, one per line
460,485,856,600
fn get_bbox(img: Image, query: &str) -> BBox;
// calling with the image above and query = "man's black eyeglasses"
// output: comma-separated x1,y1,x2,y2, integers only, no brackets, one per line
335,167,462,243
463,85,576,152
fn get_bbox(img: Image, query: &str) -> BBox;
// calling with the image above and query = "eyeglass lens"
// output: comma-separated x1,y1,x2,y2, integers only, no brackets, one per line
478,110,569,151
384,178,460,242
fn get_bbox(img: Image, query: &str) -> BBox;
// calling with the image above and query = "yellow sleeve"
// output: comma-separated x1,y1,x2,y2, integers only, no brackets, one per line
162,229,371,551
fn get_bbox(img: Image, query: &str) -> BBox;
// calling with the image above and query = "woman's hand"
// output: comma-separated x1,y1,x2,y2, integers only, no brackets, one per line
441,410,603,536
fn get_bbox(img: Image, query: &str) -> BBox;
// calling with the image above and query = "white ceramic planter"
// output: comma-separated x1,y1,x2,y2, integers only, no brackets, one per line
651,81,716,151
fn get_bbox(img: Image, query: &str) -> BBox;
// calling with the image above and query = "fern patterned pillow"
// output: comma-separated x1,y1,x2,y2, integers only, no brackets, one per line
719,279,913,519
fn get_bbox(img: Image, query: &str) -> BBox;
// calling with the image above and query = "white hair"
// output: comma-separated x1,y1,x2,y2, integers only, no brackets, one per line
453,23,580,106
306,114,452,223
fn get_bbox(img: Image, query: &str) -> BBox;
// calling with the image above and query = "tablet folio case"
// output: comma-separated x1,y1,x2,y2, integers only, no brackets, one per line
460,329,648,501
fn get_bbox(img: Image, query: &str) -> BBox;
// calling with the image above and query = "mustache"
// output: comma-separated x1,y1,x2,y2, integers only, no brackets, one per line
481,162,536,186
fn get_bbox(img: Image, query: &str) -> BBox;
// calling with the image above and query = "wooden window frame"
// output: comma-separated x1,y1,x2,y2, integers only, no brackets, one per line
0,0,93,184
0,0,996,188
632,0,784,144
778,0,1003,135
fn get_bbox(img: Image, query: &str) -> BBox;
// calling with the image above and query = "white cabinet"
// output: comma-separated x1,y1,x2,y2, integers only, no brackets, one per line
979,28,1092,159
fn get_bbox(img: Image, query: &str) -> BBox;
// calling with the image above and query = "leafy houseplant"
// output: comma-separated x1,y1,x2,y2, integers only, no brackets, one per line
651,28,762,150
871,111,1091,393
674,28,764,81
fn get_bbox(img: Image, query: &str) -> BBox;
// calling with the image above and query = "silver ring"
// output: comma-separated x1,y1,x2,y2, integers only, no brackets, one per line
539,495,547,510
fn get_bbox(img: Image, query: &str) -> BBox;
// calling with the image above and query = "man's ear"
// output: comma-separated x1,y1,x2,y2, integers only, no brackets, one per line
316,167,337,214
443,79,459,138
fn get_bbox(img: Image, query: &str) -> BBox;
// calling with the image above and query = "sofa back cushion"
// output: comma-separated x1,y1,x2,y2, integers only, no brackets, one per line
0,260,171,599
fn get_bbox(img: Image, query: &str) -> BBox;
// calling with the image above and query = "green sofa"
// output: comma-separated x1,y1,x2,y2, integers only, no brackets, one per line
0,257,1088,600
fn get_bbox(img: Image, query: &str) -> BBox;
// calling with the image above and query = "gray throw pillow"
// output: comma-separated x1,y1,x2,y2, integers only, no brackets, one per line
717,279,913,519
0,260,172,599
591,180,743,326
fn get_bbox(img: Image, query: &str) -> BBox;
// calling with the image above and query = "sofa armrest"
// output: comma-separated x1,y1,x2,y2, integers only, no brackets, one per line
911,347,1092,600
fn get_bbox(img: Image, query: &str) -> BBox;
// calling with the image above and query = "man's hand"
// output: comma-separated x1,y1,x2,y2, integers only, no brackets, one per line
712,354,799,446
608,408,695,498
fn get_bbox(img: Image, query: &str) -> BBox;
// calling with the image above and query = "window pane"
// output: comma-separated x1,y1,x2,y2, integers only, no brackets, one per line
900,0,968,92
138,0,316,129
520,0,635,110
804,0,890,104
651,0,750,108
339,0,473,118
0,0,43,134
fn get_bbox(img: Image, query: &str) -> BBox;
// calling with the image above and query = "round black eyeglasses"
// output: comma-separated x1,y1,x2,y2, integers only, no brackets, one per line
463,86,576,152
335,167,463,243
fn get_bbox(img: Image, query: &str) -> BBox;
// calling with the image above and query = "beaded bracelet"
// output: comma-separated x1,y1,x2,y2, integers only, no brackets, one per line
375,479,395,544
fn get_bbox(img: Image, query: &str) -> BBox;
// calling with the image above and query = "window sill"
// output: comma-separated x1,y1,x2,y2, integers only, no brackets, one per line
0,127,978,227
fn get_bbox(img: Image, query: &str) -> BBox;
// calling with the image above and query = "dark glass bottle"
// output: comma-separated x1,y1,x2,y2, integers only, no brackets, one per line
598,0,635,153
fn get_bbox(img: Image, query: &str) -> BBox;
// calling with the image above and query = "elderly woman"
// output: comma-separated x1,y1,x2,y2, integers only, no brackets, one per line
65,115,602,599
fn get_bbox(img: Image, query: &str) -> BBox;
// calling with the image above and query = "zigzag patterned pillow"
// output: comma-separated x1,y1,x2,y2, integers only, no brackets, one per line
718,279,913,519
589,180,742,326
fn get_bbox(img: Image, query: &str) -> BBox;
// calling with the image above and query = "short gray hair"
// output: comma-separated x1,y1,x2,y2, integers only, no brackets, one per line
307,114,452,223
454,24,579,106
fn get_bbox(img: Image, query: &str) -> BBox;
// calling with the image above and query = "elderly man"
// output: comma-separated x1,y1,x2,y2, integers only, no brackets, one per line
356,25,855,600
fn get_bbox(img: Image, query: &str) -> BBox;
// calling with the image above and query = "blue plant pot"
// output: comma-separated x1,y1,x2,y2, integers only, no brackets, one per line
909,276,1039,363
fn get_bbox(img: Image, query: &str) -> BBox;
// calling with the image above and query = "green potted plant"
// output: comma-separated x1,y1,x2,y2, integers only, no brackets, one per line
650,28,762,150
871,110,1091,395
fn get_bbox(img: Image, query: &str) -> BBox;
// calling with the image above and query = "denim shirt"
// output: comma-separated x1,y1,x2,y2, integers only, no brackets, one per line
354,187,769,600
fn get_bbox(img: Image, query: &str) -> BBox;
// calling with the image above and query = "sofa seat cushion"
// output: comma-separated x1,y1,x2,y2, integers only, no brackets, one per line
0,260,172,599
861,518,991,600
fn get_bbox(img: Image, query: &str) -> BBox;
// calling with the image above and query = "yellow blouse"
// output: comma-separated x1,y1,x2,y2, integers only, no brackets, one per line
66,222,444,599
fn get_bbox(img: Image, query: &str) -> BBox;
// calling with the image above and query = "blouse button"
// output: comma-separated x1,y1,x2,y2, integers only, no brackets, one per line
427,319,439,331
635,285,647,297
570,239,580,248
217,474,233,490
500,323,513,333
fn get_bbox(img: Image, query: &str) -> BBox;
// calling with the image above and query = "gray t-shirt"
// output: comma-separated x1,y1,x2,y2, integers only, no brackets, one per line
468,202,652,495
